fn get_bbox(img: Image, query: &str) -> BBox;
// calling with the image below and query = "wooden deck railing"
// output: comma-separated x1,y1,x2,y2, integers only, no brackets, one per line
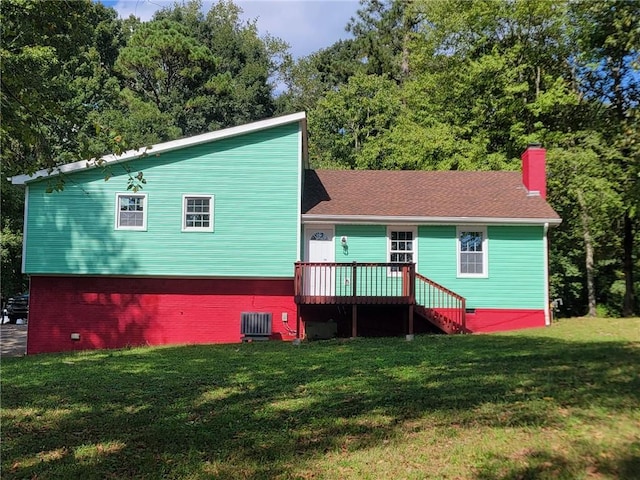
414,273,467,334
294,262,467,334
294,262,415,305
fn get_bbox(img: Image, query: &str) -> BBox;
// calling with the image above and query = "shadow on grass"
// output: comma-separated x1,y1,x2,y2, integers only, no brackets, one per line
2,333,639,479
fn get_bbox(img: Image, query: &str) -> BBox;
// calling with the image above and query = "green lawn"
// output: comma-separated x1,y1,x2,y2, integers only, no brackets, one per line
2,317,639,479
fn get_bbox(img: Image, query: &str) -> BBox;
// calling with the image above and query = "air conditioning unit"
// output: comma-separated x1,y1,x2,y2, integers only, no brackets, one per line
241,312,272,341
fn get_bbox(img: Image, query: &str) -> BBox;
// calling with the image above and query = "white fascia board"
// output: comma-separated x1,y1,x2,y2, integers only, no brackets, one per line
301,214,562,226
11,112,307,185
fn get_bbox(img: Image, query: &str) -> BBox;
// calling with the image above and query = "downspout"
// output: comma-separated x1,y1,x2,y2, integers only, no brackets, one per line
543,222,551,326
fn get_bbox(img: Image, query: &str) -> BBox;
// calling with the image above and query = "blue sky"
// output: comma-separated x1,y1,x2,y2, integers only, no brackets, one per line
97,0,360,59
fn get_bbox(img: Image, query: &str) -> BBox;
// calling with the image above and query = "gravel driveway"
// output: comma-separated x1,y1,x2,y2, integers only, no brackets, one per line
1,324,27,357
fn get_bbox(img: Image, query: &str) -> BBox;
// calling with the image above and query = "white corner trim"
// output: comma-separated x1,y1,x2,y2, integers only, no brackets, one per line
544,222,551,326
296,123,303,261
21,186,29,274
10,112,307,185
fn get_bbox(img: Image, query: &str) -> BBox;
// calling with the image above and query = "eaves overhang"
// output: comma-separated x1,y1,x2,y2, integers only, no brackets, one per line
301,214,562,226
10,112,307,185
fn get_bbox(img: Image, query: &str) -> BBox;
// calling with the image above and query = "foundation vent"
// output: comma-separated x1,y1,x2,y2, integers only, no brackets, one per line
241,312,272,341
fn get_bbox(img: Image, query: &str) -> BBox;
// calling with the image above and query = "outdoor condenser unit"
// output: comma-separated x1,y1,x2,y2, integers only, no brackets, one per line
241,312,272,341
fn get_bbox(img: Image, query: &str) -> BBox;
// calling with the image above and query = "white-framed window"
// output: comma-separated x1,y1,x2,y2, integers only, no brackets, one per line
115,193,147,230
182,195,214,232
457,227,488,278
387,227,417,274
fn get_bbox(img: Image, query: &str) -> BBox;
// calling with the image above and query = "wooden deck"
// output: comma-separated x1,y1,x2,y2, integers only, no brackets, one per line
294,262,414,305
294,262,468,336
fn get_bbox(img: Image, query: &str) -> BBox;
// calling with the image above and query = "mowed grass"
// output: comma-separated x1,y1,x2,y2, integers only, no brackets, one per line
1,318,639,479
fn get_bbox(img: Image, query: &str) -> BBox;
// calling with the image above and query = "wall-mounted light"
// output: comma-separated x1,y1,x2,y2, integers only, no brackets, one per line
341,236,349,255
341,236,348,247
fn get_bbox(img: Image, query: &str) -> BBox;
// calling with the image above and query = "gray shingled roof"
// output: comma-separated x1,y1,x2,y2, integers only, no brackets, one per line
302,170,560,222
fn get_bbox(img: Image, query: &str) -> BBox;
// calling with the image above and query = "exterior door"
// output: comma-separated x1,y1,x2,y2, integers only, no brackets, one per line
305,227,335,295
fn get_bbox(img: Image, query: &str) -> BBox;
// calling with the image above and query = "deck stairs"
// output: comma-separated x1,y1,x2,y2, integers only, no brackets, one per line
414,273,470,334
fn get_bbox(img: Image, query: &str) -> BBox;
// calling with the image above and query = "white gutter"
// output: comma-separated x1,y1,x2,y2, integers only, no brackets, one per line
10,112,307,185
543,222,551,326
301,214,562,226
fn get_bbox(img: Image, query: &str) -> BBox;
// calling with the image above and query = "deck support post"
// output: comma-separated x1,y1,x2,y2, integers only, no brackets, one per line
351,304,358,338
408,304,414,335
296,304,301,339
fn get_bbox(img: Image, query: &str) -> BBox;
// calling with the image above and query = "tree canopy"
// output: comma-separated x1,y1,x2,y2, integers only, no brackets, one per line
1,0,638,317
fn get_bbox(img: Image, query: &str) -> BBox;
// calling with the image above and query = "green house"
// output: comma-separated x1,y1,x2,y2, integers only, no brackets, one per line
12,112,560,354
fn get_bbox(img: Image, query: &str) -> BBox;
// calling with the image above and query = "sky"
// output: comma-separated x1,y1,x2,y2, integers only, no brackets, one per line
98,0,360,59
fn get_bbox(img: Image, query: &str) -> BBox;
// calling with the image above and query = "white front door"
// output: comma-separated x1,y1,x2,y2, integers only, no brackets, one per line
305,226,335,295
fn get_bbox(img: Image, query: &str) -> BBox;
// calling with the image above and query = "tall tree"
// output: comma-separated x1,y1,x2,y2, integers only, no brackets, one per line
117,0,287,135
347,0,423,82
277,39,364,115
308,73,401,168
571,0,640,316
1,0,124,175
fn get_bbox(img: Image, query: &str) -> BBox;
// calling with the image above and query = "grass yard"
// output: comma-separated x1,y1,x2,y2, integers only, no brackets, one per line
1,317,639,479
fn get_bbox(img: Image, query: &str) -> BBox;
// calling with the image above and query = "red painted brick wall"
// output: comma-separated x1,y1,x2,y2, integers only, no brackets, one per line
464,309,546,333
27,276,298,354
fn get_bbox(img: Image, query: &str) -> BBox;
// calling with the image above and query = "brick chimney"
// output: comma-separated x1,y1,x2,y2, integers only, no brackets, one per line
522,144,547,199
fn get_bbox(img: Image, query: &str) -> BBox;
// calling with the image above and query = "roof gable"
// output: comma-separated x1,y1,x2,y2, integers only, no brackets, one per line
11,112,306,185
303,169,560,224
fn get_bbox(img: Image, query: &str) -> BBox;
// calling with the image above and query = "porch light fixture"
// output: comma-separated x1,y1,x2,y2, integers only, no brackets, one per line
341,236,349,254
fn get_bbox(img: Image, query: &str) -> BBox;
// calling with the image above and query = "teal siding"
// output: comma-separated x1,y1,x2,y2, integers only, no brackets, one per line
302,223,546,309
25,124,301,277
333,224,404,295
334,225,387,262
418,225,545,309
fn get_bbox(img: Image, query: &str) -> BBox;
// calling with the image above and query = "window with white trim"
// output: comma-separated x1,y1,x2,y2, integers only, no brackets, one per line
182,195,214,232
115,193,147,230
457,227,488,277
388,227,416,273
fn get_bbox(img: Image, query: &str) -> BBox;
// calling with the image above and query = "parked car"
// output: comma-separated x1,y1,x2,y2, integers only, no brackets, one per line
6,293,29,324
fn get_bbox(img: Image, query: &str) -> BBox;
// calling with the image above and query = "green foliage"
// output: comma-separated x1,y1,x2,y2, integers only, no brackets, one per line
0,0,121,176
298,0,638,316
1,0,637,317
0,226,25,300
309,73,401,168
277,39,365,114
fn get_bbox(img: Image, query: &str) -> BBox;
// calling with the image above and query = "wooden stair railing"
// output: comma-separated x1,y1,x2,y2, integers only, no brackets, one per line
414,273,468,334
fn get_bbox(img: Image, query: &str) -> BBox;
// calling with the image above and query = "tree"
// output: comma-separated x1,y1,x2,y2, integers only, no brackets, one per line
117,0,287,135
571,0,640,316
547,135,625,316
347,0,424,82
0,0,124,176
114,18,217,136
308,73,401,168
276,39,364,115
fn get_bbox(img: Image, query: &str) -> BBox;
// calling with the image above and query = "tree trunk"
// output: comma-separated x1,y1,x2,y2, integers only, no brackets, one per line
577,190,597,317
622,211,636,317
